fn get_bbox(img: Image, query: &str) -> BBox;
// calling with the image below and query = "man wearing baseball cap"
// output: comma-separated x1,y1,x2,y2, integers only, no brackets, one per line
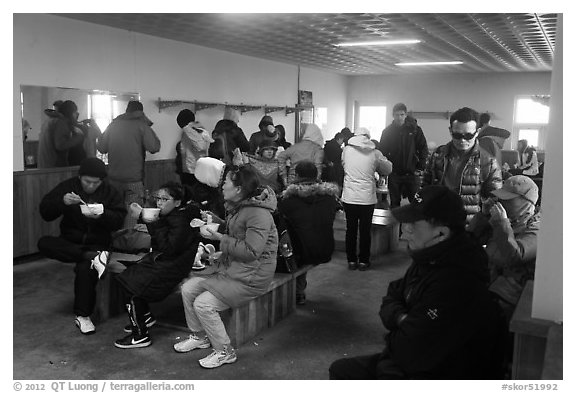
37,158,126,335
329,185,505,379
468,175,541,318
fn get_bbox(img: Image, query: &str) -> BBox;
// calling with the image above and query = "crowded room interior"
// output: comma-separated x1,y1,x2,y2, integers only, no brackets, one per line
12,12,563,382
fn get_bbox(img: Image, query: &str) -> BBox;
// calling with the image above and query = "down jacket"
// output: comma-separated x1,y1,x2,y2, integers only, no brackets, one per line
277,124,325,185
278,180,339,266
379,232,505,379
422,141,502,221
116,203,201,302
39,177,126,246
208,119,251,166
200,187,278,308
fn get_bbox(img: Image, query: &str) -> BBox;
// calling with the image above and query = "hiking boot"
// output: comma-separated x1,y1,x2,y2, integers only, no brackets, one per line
90,250,110,279
123,313,156,333
199,346,237,368
75,316,95,335
114,332,151,349
173,334,211,353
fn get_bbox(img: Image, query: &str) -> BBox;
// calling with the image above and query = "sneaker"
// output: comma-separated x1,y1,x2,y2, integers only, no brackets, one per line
90,251,110,279
358,262,371,271
199,347,237,368
75,316,96,335
114,333,151,349
173,334,211,353
123,313,157,333
191,259,206,270
348,262,358,270
296,294,306,305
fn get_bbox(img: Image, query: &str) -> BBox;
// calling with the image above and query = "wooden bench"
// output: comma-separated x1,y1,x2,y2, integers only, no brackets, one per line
94,254,313,347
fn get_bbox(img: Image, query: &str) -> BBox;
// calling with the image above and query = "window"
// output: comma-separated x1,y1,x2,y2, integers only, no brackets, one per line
314,107,328,139
513,96,550,149
357,105,387,138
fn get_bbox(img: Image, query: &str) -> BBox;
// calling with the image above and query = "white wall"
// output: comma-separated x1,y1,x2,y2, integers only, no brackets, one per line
13,13,347,170
347,72,551,148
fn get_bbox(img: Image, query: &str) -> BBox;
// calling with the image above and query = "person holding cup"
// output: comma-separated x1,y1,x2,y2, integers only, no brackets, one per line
175,165,278,369
114,182,202,349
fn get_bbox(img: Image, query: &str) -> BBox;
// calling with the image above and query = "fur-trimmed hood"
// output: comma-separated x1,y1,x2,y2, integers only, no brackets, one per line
282,180,339,201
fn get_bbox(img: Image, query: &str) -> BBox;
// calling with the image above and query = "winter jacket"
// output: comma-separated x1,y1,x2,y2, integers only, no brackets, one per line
341,135,393,205
208,119,250,166
468,210,541,305
278,180,339,266
248,130,279,155
37,110,84,168
240,153,284,194
277,124,325,185
379,232,505,379
39,177,126,246
199,187,278,308
379,118,428,175
180,123,214,175
519,149,540,176
322,138,344,185
422,141,502,221
97,111,161,183
116,203,202,302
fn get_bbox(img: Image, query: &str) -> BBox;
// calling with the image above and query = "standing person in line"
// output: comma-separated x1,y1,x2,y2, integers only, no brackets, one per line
422,107,502,222
248,115,278,154
341,128,392,271
174,165,278,369
97,100,161,229
37,158,126,335
322,132,345,189
209,107,250,166
275,124,292,150
277,123,325,185
379,103,428,208
176,109,214,189
278,161,339,305
37,100,85,168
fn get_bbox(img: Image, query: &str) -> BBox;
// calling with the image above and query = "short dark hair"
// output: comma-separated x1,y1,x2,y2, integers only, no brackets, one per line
295,160,318,180
177,109,196,128
159,181,185,202
479,112,491,128
126,100,143,113
449,107,479,127
227,165,261,200
393,103,407,113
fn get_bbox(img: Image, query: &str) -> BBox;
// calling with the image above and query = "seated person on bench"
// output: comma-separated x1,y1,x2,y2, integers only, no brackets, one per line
114,182,202,349
174,164,278,369
278,160,339,305
329,186,506,379
467,175,540,321
37,158,126,335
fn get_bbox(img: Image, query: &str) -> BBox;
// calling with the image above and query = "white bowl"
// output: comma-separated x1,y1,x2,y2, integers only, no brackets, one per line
200,223,219,237
80,203,104,215
141,207,161,221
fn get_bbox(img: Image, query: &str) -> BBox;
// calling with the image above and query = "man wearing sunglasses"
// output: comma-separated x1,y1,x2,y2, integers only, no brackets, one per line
422,107,502,222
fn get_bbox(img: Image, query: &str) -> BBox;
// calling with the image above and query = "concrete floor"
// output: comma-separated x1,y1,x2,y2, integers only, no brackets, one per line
13,246,411,380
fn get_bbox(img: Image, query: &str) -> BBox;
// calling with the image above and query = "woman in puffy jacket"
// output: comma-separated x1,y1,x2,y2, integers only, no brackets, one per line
174,165,278,369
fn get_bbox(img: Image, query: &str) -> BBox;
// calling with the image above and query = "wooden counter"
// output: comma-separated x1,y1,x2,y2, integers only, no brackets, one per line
13,159,178,258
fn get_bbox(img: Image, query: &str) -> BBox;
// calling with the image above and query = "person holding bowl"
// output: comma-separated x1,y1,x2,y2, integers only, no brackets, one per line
174,165,278,369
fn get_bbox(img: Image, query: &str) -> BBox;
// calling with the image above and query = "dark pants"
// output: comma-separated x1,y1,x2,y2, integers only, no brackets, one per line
296,273,307,296
37,236,106,317
119,285,150,336
329,353,405,380
388,173,419,208
343,203,375,264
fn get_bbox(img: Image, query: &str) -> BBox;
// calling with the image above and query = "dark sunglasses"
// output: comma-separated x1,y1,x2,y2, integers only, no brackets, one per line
451,130,478,140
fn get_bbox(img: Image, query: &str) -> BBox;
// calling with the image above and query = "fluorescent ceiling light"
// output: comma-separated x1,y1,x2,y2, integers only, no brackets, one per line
395,61,464,66
336,39,421,47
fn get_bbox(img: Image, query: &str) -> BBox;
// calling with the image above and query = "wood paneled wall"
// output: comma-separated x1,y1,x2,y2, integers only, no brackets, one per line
13,159,179,258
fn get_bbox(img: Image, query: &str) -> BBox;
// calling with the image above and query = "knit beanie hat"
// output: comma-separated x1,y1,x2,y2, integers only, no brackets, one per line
78,158,107,179
195,157,227,188
223,107,240,123
177,109,196,128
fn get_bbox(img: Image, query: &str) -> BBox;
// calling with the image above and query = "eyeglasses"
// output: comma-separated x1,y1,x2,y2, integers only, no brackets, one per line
451,130,478,140
153,196,173,203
